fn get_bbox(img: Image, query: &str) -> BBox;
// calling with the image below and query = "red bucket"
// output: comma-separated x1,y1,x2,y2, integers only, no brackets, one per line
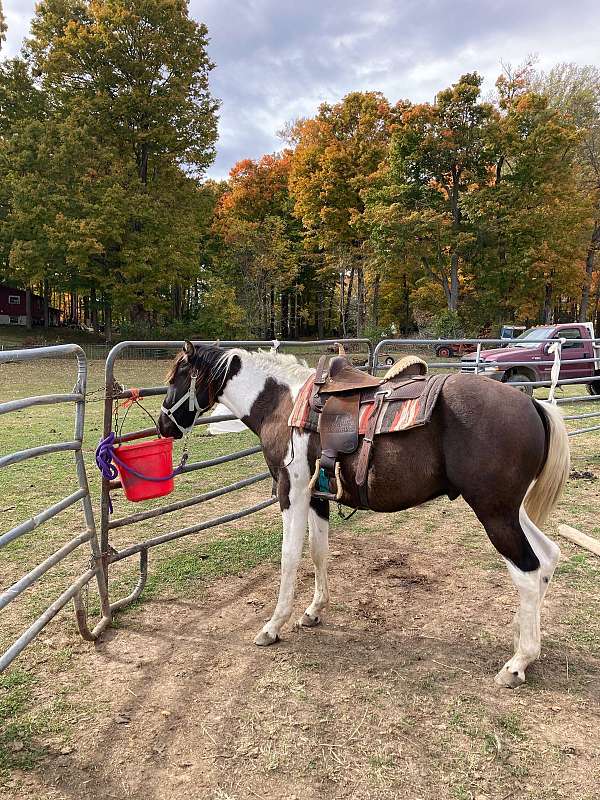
114,437,175,502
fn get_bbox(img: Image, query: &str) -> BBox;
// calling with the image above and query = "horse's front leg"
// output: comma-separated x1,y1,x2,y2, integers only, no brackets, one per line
254,465,310,646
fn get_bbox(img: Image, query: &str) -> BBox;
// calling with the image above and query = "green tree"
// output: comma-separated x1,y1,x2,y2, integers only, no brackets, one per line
17,0,220,326
533,64,600,321
376,74,497,313
465,76,592,324
29,0,218,180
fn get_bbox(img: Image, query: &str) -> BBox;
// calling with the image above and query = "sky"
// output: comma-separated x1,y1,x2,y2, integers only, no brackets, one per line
2,0,599,179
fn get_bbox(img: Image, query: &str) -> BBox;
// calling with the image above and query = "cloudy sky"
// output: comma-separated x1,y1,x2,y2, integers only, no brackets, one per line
3,0,599,178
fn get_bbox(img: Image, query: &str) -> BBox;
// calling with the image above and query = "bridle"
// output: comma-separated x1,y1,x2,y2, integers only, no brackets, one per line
160,370,207,436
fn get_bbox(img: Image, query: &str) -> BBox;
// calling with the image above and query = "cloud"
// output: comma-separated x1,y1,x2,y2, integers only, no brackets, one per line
3,0,599,178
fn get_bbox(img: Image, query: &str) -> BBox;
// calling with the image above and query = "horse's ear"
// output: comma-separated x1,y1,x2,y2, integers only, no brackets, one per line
183,340,195,357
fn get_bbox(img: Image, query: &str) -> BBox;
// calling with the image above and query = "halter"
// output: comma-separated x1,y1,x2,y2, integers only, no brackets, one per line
160,371,206,436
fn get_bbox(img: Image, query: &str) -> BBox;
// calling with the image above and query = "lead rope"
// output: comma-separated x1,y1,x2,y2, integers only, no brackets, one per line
547,338,565,404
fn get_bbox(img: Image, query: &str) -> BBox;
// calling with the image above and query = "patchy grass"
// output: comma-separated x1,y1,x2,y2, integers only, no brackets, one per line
142,524,283,599
0,671,47,777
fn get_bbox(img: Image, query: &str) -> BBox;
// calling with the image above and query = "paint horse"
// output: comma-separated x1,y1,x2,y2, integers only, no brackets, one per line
158,342,569,688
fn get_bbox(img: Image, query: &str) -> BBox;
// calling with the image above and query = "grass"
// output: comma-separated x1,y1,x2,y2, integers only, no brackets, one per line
142,524,283,599
0,670,52,778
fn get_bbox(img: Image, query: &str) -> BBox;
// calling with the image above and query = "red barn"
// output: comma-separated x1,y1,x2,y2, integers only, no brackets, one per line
0,285,61,326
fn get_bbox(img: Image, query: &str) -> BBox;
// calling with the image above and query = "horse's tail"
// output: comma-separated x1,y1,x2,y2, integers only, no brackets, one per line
524,400,570,528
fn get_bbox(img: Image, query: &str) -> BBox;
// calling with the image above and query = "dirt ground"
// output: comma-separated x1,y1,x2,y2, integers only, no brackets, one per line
2,357,600,800
4,492,600,800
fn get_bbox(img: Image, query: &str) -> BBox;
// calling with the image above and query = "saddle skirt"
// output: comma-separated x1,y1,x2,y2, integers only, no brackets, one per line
288,372,448,436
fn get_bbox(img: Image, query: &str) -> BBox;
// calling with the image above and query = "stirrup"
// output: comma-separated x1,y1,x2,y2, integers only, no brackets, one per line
309,462,342,502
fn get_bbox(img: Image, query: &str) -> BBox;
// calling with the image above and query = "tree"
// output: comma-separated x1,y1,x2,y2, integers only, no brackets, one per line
533,64,600,321
289,92,395,335
0,58,54,327
379,74,497,312
214,153,300,338
464,76,593,325
0,1,6,51
8,0,221,328
29,0,218,180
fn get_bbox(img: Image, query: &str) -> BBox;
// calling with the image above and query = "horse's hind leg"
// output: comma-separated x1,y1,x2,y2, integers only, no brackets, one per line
508,506,560,652
478,509,559,688
299,498,330,628
519,505,561,608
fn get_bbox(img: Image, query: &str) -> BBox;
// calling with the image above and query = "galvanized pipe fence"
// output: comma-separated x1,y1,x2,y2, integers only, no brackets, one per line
0,345,111,672
2,334,599,671
374,337,600,436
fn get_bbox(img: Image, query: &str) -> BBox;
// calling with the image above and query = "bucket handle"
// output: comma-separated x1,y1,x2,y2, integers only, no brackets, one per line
96,433,185,484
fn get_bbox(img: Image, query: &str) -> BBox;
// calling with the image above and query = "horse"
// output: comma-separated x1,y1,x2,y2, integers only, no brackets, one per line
158,341,570,688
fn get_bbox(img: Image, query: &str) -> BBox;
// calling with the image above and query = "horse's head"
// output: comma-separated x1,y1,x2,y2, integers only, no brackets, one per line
158,341,224,439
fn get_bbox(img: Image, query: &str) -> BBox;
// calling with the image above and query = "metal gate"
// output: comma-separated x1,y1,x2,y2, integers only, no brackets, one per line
99,339,373,612
0,345,111,671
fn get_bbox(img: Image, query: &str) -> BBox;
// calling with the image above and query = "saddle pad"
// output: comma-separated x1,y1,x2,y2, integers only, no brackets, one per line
288,374,450,435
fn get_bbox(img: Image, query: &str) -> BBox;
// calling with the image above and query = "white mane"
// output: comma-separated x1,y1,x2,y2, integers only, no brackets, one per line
218,347,313,387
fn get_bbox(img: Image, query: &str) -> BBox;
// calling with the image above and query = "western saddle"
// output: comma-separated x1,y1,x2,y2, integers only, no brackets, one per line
309,353,429,507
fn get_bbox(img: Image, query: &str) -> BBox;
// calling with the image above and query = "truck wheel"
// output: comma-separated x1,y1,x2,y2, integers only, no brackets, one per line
384,356,395,366
586,379,600,397
436,346,452,358
506,372,534,396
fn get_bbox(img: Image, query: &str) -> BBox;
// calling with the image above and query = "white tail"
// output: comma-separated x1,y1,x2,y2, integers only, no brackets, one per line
524,401,570,527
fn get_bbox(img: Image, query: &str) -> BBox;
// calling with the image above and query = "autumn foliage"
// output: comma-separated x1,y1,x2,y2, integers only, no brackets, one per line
1,5,598,339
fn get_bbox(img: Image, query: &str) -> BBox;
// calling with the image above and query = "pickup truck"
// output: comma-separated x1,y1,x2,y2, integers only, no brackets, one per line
460,322,600,395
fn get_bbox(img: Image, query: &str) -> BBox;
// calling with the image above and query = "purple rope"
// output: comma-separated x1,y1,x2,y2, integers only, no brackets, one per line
95,433,183,512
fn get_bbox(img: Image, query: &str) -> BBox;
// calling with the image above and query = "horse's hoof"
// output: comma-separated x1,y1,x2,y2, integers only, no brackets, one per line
254,630,280,647
494,665,525,689
299,612,321,628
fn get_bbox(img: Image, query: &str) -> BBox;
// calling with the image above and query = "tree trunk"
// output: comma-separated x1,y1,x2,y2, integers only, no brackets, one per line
281,291,289,338
138,144,149,185
91,285,99,334
543,279,554,324
261,291,268,339
344,265,355,334
339,271,346,336
403,272,410,331
371,273,380,330
356,265,365,336
269,286,276,338
104,299,112,343
327,288,334,336
293,289,298,339
25,287,32,329
579,221,600,322
449,252,459,311
317,289,324,338
43,280,50,329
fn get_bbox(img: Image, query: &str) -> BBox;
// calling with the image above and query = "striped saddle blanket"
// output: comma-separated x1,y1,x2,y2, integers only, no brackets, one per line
288,374,448,435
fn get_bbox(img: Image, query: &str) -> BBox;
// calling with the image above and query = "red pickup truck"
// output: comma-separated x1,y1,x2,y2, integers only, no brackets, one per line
460,323,600,395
